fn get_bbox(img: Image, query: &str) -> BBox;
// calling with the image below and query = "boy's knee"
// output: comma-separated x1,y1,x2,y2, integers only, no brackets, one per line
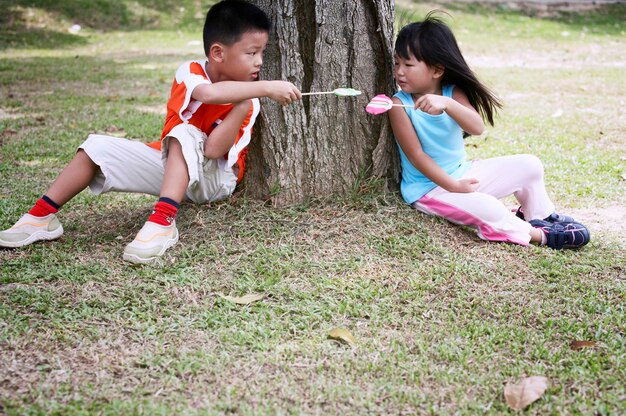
164,124,204,150
82,134,105,148
80,134,117,157
165,136,183,151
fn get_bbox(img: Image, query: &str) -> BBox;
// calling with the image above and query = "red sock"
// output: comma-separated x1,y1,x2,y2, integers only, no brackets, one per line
28,196,60,217
147,199,179,226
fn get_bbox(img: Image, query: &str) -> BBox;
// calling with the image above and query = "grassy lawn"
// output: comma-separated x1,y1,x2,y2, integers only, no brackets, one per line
1,0,625,414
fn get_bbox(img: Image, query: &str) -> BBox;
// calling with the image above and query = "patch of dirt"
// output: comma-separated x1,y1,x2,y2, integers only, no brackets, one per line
0,108,25,120
567,205,626,247
441,0,623,15
467,43,626,70
136,104,166,115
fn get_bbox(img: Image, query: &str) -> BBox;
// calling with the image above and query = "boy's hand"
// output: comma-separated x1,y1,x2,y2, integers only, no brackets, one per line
451,178,479,193
415,94,451,115
266,81,302,105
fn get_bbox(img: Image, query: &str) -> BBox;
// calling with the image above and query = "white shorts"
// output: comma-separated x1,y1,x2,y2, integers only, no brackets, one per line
79,124,237,203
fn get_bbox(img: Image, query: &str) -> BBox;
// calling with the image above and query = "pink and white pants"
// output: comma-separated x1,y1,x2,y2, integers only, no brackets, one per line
412,154,555,246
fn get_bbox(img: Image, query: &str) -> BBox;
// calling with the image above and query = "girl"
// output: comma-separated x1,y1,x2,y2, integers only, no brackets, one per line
388,12,589,249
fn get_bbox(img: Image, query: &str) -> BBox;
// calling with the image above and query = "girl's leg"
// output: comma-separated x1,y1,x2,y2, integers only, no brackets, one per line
464,154,555,221
415,157,588,249
414,188,535,245
529,227,544,244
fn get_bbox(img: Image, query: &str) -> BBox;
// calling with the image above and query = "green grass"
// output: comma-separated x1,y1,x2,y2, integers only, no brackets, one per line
0,0,214,50
1,1,625,414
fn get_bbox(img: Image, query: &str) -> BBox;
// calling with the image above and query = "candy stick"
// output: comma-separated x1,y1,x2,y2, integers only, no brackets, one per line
365,94,412,115
301,88,362,97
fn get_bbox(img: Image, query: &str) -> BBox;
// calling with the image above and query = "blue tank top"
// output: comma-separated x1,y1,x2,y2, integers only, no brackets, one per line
394,85,471,204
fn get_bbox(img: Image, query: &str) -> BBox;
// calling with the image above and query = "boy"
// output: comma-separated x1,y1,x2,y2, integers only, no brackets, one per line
0,0,302,263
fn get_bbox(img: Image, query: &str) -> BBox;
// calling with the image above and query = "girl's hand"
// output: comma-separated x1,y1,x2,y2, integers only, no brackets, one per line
451,178,479,193
415,94,451,115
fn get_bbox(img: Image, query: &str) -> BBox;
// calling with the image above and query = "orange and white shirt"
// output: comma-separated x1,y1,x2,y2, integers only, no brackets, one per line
146,59,260,183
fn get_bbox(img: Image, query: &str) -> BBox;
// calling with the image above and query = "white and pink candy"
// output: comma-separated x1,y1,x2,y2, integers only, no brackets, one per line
366,94,412,115
366,94,394,115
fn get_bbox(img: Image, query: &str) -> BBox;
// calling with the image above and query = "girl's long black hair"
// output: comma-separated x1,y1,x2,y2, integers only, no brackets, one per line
395,11,502,125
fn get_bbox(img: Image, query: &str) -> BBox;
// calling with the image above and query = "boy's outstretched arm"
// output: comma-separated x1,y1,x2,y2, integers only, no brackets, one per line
389,98,479,194
193,80,301,106
203,100,251,159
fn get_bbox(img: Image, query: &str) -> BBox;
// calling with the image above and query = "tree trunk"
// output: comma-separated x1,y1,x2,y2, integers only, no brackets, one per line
246,0,397,205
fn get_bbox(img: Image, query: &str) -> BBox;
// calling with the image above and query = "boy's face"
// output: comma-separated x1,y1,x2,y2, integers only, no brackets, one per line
211,31,269,82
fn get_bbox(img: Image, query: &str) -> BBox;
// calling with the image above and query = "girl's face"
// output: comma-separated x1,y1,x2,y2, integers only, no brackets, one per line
394,53,442,95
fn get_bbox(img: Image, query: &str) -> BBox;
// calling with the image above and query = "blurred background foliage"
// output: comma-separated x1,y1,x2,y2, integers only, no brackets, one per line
0,0,215,49
1,0,624,50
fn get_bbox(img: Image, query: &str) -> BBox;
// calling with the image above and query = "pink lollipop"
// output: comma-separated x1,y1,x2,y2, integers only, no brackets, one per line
366,94,393,115
365,94,412,115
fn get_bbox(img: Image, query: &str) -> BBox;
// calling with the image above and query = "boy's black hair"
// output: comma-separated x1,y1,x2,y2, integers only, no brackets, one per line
203,0,271,55
395,11,502,126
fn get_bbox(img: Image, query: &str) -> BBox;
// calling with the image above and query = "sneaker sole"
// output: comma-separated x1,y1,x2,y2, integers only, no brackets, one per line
0,226,64,248
122,233,179,265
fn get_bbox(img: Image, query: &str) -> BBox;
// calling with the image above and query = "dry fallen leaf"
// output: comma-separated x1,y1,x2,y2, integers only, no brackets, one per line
570,340,597,350
218,293,265,305
328,328,356,345
504,376,549,410
101,125,127,137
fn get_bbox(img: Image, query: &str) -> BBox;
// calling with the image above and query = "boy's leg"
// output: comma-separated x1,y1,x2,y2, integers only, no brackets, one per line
145,139,189,228
158,138,190,203
46,149,100,206
82,134,180,263
80,134,164,196
1,134,165,249
122,136,190,264
162,123,237,204
0,149,99,248
122,124,238,264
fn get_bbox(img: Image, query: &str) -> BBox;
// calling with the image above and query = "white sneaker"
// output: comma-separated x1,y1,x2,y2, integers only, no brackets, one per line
0,213,64,248
122,221,179,264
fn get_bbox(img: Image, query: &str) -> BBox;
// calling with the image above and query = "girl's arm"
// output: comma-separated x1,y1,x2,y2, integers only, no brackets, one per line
389,98,478,193
415,88,484,136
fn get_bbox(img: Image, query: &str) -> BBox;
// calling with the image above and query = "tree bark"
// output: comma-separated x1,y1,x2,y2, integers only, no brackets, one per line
246,0,397,205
